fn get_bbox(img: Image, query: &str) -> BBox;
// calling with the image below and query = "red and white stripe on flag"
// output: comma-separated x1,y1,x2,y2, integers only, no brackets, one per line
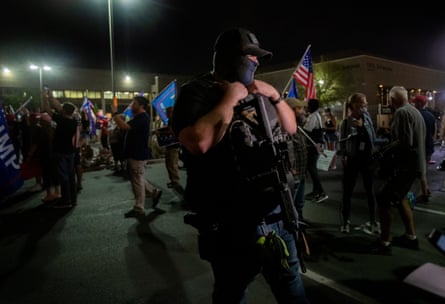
293,45,316,100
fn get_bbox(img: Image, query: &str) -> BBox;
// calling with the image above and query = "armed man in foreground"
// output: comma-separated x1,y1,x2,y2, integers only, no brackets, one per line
172,27,309,303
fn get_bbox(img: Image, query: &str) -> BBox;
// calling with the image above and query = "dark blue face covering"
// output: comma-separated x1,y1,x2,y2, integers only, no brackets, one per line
215,53,258,86
236,56,258,86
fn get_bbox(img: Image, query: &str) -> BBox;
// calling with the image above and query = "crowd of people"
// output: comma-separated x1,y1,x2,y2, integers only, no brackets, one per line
3,86,187,212
2,26,443,304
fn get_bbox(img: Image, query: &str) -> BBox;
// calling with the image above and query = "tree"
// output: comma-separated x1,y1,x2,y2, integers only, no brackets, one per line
313,62,360,107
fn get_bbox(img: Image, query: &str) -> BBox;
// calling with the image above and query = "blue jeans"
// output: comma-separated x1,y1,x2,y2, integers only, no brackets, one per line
209,220,309,304
293,179,306,221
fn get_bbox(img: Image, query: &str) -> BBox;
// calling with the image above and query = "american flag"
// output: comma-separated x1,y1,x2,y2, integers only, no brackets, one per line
293,45,316,100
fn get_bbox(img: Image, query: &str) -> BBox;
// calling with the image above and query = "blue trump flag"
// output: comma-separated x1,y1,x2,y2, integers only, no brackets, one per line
152,80,176,124
122,105,133,120
80,97,96,136
0,104,23,199
287,78,299,98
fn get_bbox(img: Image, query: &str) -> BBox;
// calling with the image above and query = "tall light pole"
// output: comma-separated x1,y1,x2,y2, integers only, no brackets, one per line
30,64,51,90
30,64,51,110
107,0,116,111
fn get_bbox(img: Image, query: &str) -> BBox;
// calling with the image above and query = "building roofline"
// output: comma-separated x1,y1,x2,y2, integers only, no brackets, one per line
260,50,445,74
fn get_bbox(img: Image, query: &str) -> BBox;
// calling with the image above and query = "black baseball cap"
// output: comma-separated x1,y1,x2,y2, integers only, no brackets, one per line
214,28,272,60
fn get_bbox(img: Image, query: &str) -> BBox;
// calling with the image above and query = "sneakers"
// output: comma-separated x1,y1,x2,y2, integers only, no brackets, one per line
125,207,145,218
363,221,381,235
152,189,163,208
312,193,328,203
370,240,392,255
340,221,350,233
392,234,419,250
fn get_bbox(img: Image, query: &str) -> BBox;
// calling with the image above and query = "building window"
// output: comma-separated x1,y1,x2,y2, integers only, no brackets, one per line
87,91,101,99
64,90,83,99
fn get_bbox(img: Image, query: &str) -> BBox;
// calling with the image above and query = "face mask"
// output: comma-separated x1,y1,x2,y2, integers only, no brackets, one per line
214,53,258,86
235,56,258,86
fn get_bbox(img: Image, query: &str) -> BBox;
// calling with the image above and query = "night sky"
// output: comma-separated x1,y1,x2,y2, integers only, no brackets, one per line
2,0,445,75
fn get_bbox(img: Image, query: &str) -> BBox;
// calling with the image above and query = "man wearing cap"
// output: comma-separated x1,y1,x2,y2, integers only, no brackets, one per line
172,28,309,303
412,95,435,203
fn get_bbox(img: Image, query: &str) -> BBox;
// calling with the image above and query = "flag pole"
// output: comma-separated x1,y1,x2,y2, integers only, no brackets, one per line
281,44,311,96
15,96,33,113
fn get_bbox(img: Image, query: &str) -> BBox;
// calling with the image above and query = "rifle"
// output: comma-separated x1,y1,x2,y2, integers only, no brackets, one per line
233,94,309,273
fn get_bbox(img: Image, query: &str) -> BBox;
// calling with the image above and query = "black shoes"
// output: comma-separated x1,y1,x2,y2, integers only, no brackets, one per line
305,192,328,203
370,235,419,255
312,193,328,203
125,207,145,218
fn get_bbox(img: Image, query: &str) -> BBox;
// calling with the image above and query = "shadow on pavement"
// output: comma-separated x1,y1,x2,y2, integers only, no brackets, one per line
0,204,71,285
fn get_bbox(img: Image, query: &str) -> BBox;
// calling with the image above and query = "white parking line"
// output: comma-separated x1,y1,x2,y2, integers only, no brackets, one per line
413,206,445,216
302,269,382,304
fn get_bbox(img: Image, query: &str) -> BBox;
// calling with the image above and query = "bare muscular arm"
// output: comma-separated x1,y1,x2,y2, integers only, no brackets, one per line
178,81,248,155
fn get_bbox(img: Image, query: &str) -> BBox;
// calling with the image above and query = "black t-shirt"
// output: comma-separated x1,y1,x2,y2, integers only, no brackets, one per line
172,74,235,205
52,114,77,154
124,112,150,160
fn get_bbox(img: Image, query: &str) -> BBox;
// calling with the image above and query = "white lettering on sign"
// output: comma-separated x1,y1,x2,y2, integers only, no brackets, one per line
0,125,20,169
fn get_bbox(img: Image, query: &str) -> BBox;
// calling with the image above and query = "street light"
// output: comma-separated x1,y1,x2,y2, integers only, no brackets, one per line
29,64,51,90
107,0,116,110
30,64,51,109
